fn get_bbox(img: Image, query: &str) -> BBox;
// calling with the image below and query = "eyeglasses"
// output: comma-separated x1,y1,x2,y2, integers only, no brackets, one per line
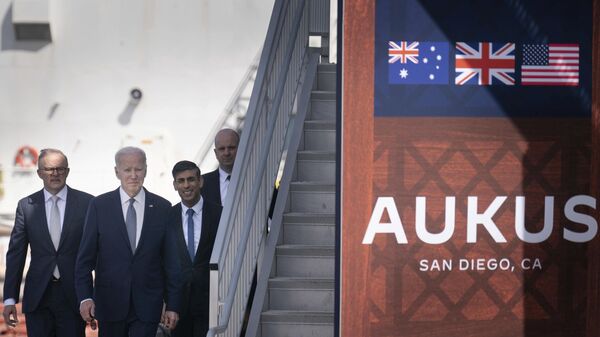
40,167,69,175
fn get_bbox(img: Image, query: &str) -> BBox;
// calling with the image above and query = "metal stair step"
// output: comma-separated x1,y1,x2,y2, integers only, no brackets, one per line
261,310,334,324
261,310,334,337
304,119,335,131
310,90,335,120
283,212,335,224
297,151,335,161
303,120,336,151
311,91,335,101
268,277,334,311
296,151,335,183
276,245,334,256
283,213,335,245
275,245,334,278
283,220,335,245
316,63,336,91
289,182,335,213
317,63,336,73
304,120,335,130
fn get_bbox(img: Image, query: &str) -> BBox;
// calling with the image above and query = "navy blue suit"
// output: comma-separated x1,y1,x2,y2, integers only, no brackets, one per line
74,188,181,332
3,186,93,337
200,169,222,206
170,200,222,337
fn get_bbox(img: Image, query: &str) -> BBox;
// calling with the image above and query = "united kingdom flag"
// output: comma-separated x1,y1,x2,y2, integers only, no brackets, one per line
455,42,515,85
389,41,419,64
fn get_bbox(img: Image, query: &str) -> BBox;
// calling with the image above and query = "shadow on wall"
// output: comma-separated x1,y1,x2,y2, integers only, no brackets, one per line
1,4,51,52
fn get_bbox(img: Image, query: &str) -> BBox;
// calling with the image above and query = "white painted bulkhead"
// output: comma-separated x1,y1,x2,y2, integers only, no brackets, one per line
0,0,274,218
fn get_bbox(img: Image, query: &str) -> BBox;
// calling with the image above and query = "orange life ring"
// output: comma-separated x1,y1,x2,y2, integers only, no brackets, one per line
14,146,39,169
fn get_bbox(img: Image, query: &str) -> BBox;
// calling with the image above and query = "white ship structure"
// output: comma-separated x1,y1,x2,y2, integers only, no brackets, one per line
0,0,274,276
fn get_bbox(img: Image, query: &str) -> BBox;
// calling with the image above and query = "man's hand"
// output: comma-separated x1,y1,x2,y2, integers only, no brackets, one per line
79,300,96,330
162,311,179,330
89,317,97,330
3,304,18,328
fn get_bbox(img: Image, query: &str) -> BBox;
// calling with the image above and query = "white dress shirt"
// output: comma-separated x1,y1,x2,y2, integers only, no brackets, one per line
44,186,68,231
119,187,145,248
4,186,69,306
181,198,204,256
218,168,231,205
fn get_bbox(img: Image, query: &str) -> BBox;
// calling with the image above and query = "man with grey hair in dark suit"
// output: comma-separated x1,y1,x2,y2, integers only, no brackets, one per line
3,148,93,337
75,146,182,337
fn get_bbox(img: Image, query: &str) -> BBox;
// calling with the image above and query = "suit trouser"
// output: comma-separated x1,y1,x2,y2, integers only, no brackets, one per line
25,279,86,337
97,301,158,337
171,313,208,337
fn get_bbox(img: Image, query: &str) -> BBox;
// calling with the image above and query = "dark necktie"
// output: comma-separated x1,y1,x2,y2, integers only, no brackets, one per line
187,208,195,260
222,175,231,204
126,198,137,252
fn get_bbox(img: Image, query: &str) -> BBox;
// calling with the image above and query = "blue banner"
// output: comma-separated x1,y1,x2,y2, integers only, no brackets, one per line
375,0,592,117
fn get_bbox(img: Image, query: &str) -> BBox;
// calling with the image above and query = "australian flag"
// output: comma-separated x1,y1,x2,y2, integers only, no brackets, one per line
389,41,449,84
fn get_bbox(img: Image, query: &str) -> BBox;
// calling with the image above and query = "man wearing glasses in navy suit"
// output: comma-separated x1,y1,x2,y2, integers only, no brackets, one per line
3,148,93,337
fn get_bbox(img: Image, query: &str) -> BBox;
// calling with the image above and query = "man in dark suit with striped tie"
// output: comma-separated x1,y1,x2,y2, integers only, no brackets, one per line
201,128,239,206
3,148,93,337
170,160,222,337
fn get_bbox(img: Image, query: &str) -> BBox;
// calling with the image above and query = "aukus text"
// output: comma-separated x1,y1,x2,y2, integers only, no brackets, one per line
362,196,597,244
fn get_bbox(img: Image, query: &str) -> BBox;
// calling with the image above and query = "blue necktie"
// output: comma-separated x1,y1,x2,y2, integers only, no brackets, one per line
187,208,195,260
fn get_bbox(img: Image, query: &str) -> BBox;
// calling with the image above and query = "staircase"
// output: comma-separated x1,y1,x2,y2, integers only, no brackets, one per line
258,62,336,337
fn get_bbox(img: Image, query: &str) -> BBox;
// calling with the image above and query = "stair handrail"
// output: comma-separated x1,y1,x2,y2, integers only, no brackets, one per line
206,0,315,336
243,51,320,337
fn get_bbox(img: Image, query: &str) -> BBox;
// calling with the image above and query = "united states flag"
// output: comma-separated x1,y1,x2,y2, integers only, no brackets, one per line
521,44,579,86
455,42,515,85
389,41,419,64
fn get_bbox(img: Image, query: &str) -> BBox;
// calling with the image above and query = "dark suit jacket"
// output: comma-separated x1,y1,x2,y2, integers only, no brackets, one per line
201,169,222,206
3,186,93,314
170,200,221,318
74,188,181,323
